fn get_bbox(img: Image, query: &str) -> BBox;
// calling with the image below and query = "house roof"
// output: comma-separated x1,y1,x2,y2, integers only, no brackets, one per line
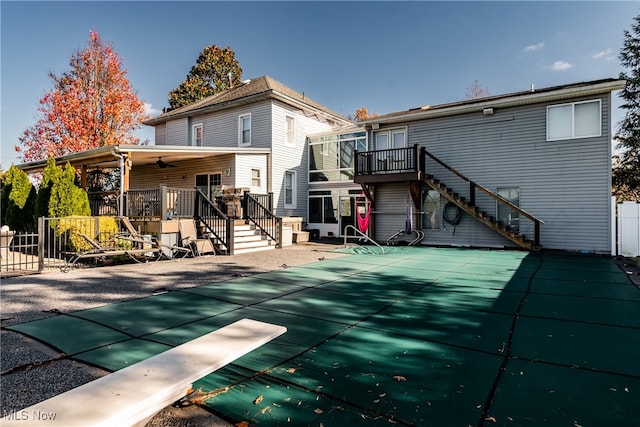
362,78,627,126
144,75,352,127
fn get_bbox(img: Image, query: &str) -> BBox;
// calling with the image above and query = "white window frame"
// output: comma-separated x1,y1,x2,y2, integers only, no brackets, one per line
546,99,601,141
238,113,251,146
374,128,407,150
284,171,296,209
192,124,203,146
251,168,261,188
285,115,296,147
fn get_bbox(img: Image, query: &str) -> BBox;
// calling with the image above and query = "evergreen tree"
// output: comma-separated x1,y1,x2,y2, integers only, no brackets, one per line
35,157,60,219
168,45,243,109
613,13,640,200
1,166,36,231
49,163,90,217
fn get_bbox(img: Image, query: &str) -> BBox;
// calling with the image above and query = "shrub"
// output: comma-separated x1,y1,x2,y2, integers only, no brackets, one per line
55,216,120,252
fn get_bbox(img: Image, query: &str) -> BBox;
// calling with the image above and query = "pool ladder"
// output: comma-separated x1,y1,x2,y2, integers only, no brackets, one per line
343,225,385,255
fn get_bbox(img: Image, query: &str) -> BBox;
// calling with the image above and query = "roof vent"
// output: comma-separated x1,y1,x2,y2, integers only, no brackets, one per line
242,79,251,85
530,84,535,92
421,105,431,110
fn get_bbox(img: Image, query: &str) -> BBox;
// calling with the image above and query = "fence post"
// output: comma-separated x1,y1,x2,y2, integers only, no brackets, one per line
227,217,234,255
242,191,249,221
38,216,45,272
469,182,476,206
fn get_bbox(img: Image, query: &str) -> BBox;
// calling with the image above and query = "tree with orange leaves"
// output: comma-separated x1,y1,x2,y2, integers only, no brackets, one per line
353,107,378,122
16,31,148,162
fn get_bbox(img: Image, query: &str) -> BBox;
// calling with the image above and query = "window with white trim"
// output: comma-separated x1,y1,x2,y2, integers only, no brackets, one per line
192,124,203,146
284,171,296,208
547,100,601,141
496,187,520,232
285,115,295,147
374,129,406,150
238,114,251,146
251,168,261,188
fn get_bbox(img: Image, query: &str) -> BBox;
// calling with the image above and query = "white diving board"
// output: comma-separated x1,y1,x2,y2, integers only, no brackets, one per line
1,318,286,427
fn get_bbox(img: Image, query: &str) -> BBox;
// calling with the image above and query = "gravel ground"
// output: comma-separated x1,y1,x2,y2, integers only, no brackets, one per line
0,241,347,426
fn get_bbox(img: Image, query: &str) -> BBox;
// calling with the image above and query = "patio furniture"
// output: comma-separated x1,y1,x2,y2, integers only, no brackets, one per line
118,216,192,259
178,218,215,256
0,319,286,427
62,233,161,272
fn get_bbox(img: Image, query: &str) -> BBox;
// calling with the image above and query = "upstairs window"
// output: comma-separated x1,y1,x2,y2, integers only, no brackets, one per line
239,114,251,146
285,115,295,147
547,100,601,141
192,124,203,146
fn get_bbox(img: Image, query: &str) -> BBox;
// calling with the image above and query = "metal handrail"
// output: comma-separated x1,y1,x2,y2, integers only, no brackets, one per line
343,225,385,255
244,194,281,248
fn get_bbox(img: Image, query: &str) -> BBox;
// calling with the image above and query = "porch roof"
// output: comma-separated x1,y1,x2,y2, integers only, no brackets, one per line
16,145,271,174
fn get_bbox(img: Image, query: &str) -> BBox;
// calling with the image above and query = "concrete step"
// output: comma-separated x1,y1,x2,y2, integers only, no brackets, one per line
233,239,276,253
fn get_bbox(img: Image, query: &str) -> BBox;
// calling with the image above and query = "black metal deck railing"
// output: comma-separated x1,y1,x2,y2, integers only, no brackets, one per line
243,193,282,248
355,145,422,176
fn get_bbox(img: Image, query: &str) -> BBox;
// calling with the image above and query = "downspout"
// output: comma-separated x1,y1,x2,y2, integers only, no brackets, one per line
111,151,126,217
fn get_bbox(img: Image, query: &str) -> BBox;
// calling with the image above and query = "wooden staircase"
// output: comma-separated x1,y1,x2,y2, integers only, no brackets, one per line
423,175,539,250
355,145,544,251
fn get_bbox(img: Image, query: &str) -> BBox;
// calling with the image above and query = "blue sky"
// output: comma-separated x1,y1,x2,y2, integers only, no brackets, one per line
1,1,638,168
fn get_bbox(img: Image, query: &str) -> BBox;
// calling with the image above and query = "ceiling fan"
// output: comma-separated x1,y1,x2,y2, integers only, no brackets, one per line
156,157,176,168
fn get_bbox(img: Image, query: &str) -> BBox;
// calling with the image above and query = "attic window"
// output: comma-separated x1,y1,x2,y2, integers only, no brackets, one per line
547,100,601,141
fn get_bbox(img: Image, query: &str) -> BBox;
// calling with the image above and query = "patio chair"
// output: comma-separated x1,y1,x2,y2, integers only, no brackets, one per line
117,216,192,259
178,219,215,256
62,233,161,272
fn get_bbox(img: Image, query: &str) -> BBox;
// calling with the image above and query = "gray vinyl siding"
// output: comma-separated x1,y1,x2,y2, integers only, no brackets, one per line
235,154,268,194
166,118,188,146
180,101,272,148
374,93,612,252
271,101,334,219
154,123,167,145
375,183,511,247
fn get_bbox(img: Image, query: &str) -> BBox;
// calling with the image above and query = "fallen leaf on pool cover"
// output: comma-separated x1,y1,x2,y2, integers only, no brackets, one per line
253,395,263,405
314,408,324,414
393,375,407,382
235,422,249,427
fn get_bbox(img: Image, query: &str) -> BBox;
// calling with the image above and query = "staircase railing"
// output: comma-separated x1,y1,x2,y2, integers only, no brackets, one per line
194,189,233,255
243,193,282,248
423,149,544,247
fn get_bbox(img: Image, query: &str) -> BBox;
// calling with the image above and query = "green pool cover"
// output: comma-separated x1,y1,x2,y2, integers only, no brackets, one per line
7,247,640,426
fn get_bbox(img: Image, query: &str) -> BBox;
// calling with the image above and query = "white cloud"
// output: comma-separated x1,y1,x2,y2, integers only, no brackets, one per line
144,102,161,117
523,42,544,52
592,48,614,60
551,61,573,71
